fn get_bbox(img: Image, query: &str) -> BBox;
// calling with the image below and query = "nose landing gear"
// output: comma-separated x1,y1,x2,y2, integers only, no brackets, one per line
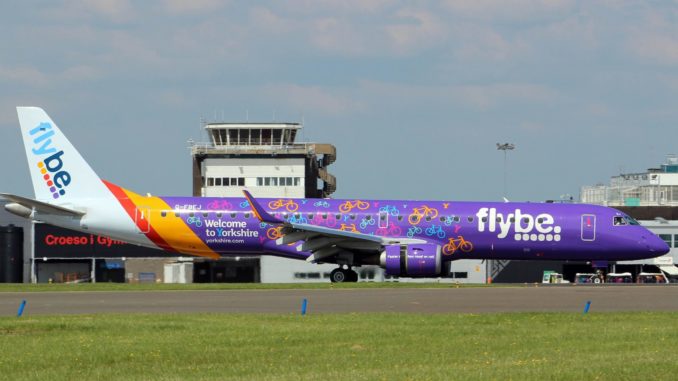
329,266,358,283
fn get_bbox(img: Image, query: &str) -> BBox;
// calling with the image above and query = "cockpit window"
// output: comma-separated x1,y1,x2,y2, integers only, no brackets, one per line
613,216,627,226
624,215,640,225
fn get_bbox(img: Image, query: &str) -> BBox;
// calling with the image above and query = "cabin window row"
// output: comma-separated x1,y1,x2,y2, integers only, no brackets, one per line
158,211,550,225
160,211,253,219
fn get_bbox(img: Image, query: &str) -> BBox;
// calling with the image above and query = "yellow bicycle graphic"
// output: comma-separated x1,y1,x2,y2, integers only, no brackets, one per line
339,200,370,213
266,226,284,240
339,223,359,233
408,205,439,225
442,236,474,256
268,199,299,212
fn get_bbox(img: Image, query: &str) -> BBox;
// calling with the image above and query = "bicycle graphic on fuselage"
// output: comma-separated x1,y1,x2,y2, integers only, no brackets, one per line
268,199,299,212
442,236,474,256
408,205,439,225
339,200,370,213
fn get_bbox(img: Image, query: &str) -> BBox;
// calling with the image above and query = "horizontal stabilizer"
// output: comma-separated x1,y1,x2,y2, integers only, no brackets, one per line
0,193,85,217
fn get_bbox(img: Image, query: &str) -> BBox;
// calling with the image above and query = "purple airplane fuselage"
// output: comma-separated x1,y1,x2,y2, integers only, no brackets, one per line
159,196,669,263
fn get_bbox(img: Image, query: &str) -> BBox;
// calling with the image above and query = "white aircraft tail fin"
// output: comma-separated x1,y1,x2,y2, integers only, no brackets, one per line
16,107,109,203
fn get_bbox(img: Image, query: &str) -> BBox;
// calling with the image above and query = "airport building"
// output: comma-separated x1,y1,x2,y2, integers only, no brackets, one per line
490,157,678,284
581,155,678,207
189,121,345,282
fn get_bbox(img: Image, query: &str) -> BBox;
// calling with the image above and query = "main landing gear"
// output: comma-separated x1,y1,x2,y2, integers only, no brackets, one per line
330,266,358,283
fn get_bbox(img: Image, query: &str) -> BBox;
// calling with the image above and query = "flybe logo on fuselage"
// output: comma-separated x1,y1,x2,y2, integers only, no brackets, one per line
29,122,71,200
476,207,562,242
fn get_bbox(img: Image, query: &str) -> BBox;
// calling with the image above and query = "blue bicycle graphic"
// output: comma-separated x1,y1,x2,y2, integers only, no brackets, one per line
379,205,400,216
288,214,309,224
187,216,203,228
359,217,376,230
425,224,446,239
407,226,422,238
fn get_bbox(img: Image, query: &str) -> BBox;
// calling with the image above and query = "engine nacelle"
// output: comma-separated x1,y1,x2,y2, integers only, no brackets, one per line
381,244,442,277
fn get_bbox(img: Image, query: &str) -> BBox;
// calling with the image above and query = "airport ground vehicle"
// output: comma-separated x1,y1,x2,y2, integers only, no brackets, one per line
637,272,669,284
606,272,633,283
575,272,606,284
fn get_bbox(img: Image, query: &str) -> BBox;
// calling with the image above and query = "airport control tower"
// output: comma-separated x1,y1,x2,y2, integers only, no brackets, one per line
190,122,336,198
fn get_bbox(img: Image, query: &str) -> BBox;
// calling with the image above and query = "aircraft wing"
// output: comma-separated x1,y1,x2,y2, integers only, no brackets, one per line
243,190,426,263
0,193,85,217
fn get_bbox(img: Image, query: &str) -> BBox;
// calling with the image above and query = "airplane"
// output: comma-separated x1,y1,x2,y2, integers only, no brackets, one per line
1,107,670,282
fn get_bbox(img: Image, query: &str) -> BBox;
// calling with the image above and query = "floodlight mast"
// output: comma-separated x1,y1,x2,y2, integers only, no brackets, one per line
496,143,515,199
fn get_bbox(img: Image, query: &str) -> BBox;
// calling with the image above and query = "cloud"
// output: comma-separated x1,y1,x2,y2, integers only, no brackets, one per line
359,80,561,111
308,17,374,56
628,32,678,66
41,0,136,23
161,0,227,14
274,0,395,15
0,66,49,87
442,0,574,20
626,9,678,65
260,84,366,115
384,9,447,55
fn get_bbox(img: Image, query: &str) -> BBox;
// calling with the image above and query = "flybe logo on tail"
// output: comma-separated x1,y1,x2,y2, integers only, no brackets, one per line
29,122,71,199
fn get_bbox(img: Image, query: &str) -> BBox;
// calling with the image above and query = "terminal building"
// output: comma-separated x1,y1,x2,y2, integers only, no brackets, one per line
581,155,678,207
490,156,678,283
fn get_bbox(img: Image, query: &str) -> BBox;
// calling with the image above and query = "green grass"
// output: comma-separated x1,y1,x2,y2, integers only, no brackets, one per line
1,312,677,380
0,282,503,292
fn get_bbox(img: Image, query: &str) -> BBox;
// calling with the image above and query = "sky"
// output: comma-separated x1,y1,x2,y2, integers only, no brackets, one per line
1,0,678,202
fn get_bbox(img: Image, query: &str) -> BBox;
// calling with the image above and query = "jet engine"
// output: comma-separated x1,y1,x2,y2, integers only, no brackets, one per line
381,244,442,277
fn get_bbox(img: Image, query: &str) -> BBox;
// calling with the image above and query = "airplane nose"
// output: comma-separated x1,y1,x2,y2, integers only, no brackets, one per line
644,234,670,255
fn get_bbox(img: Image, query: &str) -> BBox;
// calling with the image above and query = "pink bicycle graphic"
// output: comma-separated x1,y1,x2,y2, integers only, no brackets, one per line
375,222,402,237
206,200,233,210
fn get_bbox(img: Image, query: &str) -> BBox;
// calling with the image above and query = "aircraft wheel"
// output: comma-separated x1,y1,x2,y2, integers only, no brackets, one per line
347,269,359,282
330,268,347,283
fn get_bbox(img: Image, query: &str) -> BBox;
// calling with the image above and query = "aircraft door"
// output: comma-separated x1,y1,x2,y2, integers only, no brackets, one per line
135,207,151,234
581,214,596,241
378,211,388,229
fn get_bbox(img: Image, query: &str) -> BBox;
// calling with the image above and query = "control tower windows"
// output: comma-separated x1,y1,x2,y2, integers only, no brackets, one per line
251,177,302,187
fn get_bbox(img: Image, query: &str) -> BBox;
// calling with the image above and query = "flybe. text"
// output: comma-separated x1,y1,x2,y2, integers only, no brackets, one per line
476,207,562,242
30,122,71,199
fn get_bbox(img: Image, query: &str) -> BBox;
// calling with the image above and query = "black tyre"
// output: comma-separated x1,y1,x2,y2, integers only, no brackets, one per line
330,268,347,283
